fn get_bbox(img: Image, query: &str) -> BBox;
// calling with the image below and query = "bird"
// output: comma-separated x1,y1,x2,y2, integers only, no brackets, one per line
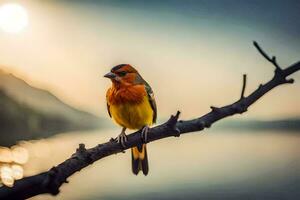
104,64,157,175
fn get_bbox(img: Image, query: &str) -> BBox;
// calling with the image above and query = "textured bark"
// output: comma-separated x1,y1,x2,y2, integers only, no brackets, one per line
0,41,299,200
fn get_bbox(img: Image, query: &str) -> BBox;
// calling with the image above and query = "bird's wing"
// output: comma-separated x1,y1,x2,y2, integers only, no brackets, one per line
134,73,157,123
107,103,112,118
144,82,157,123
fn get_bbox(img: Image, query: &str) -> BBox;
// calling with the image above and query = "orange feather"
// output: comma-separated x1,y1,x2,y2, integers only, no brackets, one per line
107,84,147,105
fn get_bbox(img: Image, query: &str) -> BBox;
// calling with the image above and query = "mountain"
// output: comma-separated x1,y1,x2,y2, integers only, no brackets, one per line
0,69,104,146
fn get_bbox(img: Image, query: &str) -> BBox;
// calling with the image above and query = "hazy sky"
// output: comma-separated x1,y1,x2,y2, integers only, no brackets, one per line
0,0,299,120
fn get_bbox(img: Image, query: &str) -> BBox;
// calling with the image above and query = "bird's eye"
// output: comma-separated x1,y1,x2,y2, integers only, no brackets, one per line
118,71,127,77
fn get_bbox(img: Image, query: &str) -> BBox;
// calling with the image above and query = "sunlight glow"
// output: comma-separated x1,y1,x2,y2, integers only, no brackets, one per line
0,3,28,33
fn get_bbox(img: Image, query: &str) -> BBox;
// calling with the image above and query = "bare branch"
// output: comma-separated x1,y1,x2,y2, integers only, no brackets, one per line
253,41,282,71
0,42,299,200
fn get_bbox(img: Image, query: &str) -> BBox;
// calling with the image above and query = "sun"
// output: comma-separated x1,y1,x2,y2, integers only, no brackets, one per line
0,3,28,33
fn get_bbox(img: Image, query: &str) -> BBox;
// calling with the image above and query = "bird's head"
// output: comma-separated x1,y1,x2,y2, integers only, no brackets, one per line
104,64,141,86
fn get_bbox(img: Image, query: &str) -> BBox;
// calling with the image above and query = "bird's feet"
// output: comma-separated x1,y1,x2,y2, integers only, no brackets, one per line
141,126,150,143
116,131,127,148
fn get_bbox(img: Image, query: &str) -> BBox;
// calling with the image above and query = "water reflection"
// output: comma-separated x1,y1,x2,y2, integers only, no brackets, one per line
9,130,300,199
0,145,28,187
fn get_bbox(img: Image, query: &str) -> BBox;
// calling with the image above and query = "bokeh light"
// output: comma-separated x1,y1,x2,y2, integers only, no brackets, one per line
11,164,24,180
11,146,29,164
0,147,12,163
0,145,28,187
0,164,14,187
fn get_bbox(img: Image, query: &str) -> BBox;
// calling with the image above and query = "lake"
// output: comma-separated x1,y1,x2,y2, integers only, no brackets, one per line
19,129,300,200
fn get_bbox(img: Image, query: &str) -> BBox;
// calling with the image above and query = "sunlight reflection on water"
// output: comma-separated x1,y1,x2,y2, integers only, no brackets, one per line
17,129,300,200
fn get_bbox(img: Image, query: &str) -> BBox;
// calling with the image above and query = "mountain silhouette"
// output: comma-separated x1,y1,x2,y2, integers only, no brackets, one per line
0,69,104,146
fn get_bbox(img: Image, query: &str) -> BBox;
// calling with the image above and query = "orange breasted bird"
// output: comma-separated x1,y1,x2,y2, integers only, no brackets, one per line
104,64,157,175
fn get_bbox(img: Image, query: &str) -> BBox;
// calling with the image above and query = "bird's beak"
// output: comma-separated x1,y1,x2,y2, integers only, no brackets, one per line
104,72,116,79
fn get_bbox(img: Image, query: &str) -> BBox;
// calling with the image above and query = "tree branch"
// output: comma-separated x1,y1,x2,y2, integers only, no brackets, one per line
1,41,300,200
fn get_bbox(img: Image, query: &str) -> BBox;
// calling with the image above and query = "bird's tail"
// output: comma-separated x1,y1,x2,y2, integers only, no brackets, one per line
131,144,148,175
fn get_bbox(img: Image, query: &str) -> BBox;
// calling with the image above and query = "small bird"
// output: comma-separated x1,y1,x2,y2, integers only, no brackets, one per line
104,64,157,175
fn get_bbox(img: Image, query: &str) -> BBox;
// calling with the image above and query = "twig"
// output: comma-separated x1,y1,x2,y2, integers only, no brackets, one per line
240,74,247,99
253,41,281,71
0,41,299,200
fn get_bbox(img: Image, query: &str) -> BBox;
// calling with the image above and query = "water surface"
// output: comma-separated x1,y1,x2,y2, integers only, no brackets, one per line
20,129,300,200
